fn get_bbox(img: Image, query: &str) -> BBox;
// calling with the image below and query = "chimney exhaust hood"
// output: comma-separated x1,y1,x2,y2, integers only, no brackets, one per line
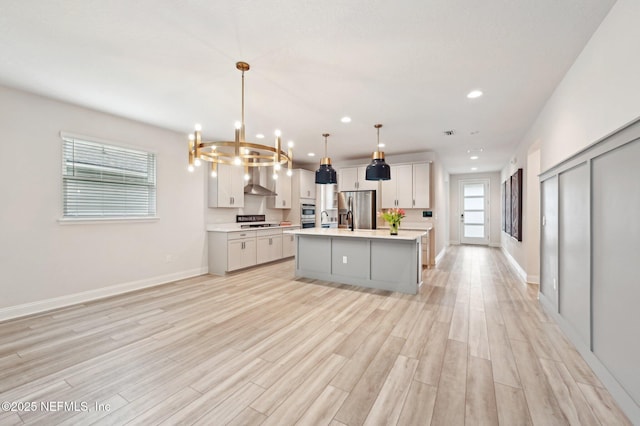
243,152,278,196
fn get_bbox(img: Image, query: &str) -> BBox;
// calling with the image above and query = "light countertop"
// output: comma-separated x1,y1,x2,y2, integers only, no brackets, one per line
284,228,426,241
207,223,300,232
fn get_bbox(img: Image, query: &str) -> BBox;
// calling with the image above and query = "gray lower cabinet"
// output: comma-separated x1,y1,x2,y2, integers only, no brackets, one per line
208,227,298,275
227,237,256,271
257,230,283,264
295,234,422,294
282,232,296,258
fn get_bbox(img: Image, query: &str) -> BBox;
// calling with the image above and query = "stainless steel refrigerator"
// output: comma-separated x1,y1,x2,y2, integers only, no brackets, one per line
338,190,377,230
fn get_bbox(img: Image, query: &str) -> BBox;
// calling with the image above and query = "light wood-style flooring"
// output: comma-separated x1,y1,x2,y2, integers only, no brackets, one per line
0,245,631,425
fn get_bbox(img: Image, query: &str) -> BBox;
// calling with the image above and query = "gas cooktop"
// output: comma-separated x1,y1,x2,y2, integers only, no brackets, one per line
240,223,279,229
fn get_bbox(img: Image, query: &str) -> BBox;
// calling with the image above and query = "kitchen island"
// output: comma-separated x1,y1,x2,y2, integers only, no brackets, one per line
284,228,426,294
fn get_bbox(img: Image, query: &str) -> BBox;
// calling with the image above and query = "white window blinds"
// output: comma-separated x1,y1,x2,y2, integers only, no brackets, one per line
62,134,157,218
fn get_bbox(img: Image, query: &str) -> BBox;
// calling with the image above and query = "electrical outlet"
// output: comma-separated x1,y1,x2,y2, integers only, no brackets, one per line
343,256,348,264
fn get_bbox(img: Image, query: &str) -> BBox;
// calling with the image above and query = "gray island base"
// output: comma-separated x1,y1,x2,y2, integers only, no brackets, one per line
284,228,426,295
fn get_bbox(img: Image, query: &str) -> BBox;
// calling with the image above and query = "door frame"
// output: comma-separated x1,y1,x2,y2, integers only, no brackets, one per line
459,178,490,245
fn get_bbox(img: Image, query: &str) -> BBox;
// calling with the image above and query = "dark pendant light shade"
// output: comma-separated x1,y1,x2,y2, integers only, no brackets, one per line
316,163,337,184
315,133,337,184
366,157,391,180
365,124,391,181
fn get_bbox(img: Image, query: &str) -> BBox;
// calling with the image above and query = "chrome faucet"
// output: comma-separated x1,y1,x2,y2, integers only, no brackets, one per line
346,210,354,231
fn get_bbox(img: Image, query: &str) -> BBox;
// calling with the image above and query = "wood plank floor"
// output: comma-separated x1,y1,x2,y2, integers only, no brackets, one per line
0,245,631,425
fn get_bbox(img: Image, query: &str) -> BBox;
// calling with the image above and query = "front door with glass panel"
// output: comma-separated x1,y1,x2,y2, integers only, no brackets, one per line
460,179,489,244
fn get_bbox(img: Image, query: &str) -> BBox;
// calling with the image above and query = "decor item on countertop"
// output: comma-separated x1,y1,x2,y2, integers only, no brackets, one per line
187,61,293,180
315,133,337,184
379,208,405,235
365,123,391,181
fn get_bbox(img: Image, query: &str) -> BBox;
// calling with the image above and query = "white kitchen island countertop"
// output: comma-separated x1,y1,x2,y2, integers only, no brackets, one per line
284,227,426,241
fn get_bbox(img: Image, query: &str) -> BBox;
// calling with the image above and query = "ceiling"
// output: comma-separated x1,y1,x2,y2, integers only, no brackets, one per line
0,0,616,174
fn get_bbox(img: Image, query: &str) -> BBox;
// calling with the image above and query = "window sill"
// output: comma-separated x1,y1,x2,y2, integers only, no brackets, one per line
58,216,160,225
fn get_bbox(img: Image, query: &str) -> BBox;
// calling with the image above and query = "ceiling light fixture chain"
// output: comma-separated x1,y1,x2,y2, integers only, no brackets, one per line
187,61,292,178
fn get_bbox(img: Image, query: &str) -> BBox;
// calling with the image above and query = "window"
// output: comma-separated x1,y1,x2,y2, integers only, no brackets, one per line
62,133,157,219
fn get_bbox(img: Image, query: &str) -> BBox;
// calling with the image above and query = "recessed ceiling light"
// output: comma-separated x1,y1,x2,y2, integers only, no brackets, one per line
471,167,478,171
470,156,479,160
307,152,315,157
467,90,483,99
467,148,484,153
256,133,265,139
287,141,294,148
341,116,352,123
378,143,385,148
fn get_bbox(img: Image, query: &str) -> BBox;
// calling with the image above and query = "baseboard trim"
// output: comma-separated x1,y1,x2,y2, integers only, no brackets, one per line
0,267,208,322
527,274,540,285
435,247,447,265
449,240,460,245
500,247,527,283
539,294,640,424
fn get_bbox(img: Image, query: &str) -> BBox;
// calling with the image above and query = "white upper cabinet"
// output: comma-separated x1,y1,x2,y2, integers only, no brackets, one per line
381,162,430,209
208,164,244,208
338,167,378,192
269,171,292,209
412,162,430,208
298,169,316,199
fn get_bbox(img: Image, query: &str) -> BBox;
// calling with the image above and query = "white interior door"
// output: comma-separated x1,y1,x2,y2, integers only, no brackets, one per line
460,179,489,245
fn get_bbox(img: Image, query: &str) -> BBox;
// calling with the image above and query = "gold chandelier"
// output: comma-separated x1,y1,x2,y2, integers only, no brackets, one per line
188,61,293,179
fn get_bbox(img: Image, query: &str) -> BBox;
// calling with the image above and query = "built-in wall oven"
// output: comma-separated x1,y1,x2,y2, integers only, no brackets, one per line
301,203,316,228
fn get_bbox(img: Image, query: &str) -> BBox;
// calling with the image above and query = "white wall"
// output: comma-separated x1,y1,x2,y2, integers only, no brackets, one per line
535,0,640,172
501,0,640,281
0,86,207,318
449,172,501,247
500,144,541,283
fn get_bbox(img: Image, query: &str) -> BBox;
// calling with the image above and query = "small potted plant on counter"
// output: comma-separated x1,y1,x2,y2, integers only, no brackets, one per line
379,208,405,235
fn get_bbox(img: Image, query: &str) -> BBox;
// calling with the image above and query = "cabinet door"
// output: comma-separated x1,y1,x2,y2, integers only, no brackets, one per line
412,163,430,208
257,235,283,263
299,169,316,199
229,165,245,207
272,172,292,209
282,233,296,257
228,238,256,271
357,166,379,191
270,236,283,262
395,165,413,208
338,167,358,191
209,164,244,208
381,168,397,208
228,239,245,270
256,236,271,264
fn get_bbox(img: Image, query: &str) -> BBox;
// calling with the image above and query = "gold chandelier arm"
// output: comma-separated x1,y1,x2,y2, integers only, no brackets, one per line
188,62,293,173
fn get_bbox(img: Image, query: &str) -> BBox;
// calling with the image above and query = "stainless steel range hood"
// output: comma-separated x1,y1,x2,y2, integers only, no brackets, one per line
243,153,277,196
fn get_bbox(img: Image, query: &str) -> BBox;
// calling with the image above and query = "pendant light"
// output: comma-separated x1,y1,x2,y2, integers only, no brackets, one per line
315,133,337,184
187,61,292,177
365,124,391,180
